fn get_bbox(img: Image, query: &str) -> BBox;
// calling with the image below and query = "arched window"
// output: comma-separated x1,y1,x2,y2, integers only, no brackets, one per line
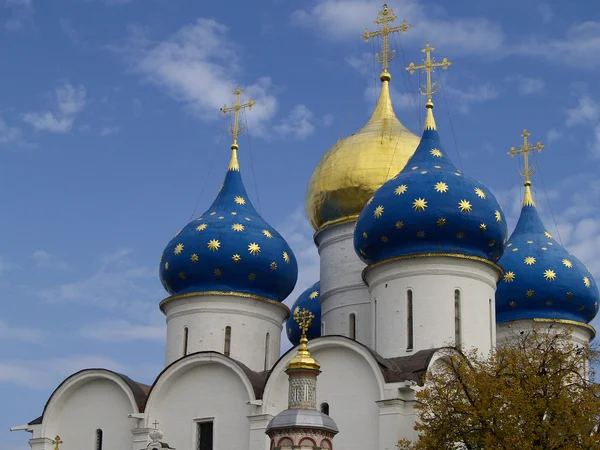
183,326,189,356
95,429,103,450
224,326,232,356
321,320,325,335
454,289,462,348
349,313,356,340
320,402,330,415
406,289,414,351
264,332,270,370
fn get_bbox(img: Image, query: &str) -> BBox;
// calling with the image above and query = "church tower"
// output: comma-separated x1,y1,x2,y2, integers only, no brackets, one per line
158,87,298,371
354,43,508,358
495,129,599,346
266,308,338,449
305,4,420,346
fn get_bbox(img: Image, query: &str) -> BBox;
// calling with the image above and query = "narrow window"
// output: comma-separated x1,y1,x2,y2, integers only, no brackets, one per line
95,429,103,450
406,290,414,351
183,326,189,356
320,402,330,415
264,332,270,371
224,326,231,357
454,290,462,348
321,321,325,335
349,313,356,340
197,421,213,450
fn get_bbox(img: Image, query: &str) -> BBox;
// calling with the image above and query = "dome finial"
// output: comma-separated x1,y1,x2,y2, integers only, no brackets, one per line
220,85,256,153
361,3,412,81
287,307,320,371
406,42,452,130
508,128,545,207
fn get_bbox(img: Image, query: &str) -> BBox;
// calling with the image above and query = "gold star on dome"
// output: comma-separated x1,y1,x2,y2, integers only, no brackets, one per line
231,212,237,215
234,196,246,205
208,239,221,251
584,277,591,288
270,262,277,271
413,198,427,211
434,165,441,169
191,254,199,262
395,184,408,195
524,256,536,265
248,243,261,255
578,305,585,311
248,273,256,280
245,217,251,221
218,216,224,220
544,231,552,239
412,166,418,170
437,217,446,227
374,205,384,218
509,301,517,307
231,223,245,232
434,181,448,193
512,248,519,252
455,172,461,176
396,221,404,229
366,196,374,205
458,200,472,213
262,229,273,238
457,231,465,239
381,235,389,243
214,268,223,277
164,262,169,270
546,300,553,306
174,230,181,237
309,290,319,299
174,243,184,255
566,292,574,299
527,289,535,298
547,242,553,246
544,269,556,281
416,230,426,238
210,212,216,216
474,188,486,199
504,271,515,283
541,247,547,251
160,255,163,263
495,211,502,223
430,149,443,157
421,170,428,174
232,254,241,263
588,267,593,274
507,243,512,248
179,272,186,279
196,224,208,231
479,223,487,232
595,302,598,309
196,217,203,221
363,231,368,238
488,240,496,247
527,240,533,244
283,251,290,263
562,259,573,268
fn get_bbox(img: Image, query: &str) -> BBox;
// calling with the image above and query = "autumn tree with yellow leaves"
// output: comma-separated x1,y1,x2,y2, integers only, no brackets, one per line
399,328,600,450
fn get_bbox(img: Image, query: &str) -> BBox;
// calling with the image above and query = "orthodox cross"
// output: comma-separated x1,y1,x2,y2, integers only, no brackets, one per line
508,128,545,185
406,42,452,102
152,419,160,429
220,86,256,148
294,307,314,340
53,435,63,450
360,3,411,73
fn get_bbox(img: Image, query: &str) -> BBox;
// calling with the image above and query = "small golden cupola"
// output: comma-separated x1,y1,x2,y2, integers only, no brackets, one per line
305,3,421,232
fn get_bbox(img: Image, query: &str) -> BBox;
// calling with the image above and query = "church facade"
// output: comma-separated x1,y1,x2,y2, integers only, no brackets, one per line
11,5,599,450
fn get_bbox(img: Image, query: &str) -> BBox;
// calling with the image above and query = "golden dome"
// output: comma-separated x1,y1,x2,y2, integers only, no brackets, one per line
305,73,420,232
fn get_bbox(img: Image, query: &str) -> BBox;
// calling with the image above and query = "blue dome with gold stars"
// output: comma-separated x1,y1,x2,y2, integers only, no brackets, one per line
159,148,298,302
354,104,508,265
286,282,321,346
496,186,599,324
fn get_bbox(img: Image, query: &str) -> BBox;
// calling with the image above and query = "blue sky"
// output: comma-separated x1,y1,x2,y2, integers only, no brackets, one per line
2,0,600,447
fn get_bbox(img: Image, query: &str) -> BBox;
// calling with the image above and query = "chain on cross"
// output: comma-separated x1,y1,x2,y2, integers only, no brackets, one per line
53,435,63,450
361,3,412,73
406,42,452,102
294,307,314,339
220,86,256,148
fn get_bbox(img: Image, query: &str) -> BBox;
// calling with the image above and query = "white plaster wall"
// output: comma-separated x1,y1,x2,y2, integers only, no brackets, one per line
148,361,253,450
497,319,594,347
43,379,137,450
316,222,371,346
163,294,287,371
365,257,500,358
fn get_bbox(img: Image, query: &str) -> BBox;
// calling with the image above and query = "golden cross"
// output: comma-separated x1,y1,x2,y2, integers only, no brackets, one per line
507,128,545,185
361,3,411,73
220,86,256,148
53,435,63,450
406,42,452,101
294,307,314,340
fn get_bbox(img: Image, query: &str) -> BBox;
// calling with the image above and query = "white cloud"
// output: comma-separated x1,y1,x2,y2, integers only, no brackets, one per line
546,128,562,144
101,125,121,136
505,75,545,95
565,96,600,156
0,117,23,144
444,83,499,113
0,255,19,275
0,319,44,343
538,3,553,24
56,83,86,116
23,83,87,133
31,249,69,270
23,112,73,133
274,105,316,139
79,319,165,342
322,113,334,127
59,18,80,43
3,0,34,32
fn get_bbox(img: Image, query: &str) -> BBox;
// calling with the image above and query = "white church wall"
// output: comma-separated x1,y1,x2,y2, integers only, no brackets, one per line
365,256,499,358
497,318,594,348
41,372,139,450
162,293,287,371
146,354,257,450
316,222,372,346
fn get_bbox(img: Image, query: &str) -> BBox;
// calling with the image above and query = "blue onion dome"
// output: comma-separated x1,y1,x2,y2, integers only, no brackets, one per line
159,146,298,302
286,282,321,346
354,101,508,265
496,184,599,324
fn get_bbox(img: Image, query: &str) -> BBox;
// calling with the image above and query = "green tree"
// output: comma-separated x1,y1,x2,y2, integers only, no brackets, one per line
399,328,600,450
